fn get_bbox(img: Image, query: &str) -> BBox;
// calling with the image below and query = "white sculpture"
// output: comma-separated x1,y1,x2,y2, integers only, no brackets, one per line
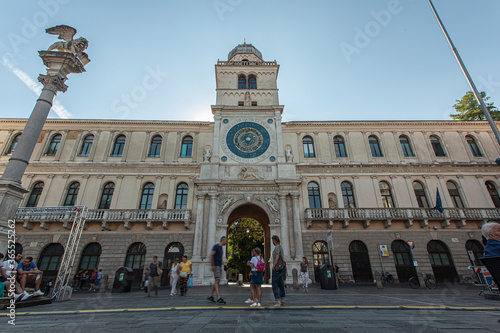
238,167,263,180
219,197,235,214
46,25,90,65
285,147,293,162
203,147,212,162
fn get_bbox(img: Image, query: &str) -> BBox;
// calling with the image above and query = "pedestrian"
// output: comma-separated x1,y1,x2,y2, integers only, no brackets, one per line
74,269,84,291
247,247,264,307
147,256,162,297
169,258,180,296
141,267,150,293
207,236,228,305
179,255,192,296
245,249,255,304
94,269,103,291
334,263,343,283
271,235,286,307
88,268,98,291
301,256,309,292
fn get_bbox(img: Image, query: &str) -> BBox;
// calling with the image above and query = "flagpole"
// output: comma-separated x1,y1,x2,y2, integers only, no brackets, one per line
428,0,500,147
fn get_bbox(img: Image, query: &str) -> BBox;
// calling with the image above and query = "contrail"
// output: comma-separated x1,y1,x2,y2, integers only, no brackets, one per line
1,55,72,119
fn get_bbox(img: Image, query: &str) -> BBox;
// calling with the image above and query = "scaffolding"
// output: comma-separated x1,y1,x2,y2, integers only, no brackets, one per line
16,206,87,301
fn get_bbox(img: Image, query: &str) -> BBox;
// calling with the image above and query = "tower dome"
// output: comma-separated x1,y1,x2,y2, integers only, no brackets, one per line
228,42,263,61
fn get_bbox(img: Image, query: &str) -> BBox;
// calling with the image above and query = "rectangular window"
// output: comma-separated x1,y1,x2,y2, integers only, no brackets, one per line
238,101,244,106
251,101,257,106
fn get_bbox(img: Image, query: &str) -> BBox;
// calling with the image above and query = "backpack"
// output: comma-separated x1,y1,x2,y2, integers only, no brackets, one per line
256,257,265,272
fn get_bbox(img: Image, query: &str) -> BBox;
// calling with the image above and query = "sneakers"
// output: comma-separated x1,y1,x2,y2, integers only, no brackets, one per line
207,296,216,303
245,298,253,304
21,291,33,301
250,302,261,307
32,290,45,297
216,298,226,304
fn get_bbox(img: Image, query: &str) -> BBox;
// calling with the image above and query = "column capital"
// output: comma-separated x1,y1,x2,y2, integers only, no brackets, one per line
38,74,68,93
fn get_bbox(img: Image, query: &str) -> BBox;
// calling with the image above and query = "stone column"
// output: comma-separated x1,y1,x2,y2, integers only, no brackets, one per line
192,194,205,260
291,194,304,259
206,194,218,257
278,194,291,259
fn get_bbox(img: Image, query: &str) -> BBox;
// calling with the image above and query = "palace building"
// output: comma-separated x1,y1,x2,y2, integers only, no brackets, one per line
2,43,500,288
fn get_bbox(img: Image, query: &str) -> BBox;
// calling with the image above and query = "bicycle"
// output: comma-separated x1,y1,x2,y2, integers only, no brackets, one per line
408,272,437,289
380,271,394,284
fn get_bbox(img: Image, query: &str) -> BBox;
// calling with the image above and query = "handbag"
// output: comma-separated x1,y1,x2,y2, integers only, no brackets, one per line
188,276,193,288
179,271,188,278
274,254,285,273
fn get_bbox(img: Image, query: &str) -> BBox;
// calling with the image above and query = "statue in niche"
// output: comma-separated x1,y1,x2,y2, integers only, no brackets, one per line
245,91,251,106
238,167,263,180
285,147,293,162
203,147,212,162
328,195,337,208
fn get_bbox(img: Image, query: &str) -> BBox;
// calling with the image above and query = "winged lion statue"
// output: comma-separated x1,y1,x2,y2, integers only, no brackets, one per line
46,25,89,64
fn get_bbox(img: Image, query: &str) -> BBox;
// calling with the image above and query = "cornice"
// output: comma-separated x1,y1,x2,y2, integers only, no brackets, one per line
283,120,498,127
0,118,214,126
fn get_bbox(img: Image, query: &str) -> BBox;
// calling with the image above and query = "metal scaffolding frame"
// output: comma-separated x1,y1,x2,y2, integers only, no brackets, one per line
16,206,87,301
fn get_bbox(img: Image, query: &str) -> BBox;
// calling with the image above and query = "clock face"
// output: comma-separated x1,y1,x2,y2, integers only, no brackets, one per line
226,122,270,159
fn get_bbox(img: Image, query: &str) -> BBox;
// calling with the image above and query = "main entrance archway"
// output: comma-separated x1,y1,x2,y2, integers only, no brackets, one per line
226,204,271,283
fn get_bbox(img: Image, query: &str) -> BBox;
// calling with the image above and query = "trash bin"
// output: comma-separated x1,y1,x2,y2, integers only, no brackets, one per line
112,267,134,293
318,264,337,290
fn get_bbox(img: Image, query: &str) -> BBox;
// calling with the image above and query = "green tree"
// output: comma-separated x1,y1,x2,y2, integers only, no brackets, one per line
451,91,500,121
227,218,264,281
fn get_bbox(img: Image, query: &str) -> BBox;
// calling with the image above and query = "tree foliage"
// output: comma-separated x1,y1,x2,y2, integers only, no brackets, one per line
451,91,500,121
227,218,264,281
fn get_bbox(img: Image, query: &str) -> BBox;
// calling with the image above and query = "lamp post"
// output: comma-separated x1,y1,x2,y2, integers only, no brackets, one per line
0,25,90,254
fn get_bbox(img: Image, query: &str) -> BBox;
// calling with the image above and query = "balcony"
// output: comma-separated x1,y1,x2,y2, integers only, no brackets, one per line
304,207,500,229
16,207,192,230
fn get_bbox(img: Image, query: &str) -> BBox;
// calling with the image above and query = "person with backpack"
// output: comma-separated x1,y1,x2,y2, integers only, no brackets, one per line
247,247,264,307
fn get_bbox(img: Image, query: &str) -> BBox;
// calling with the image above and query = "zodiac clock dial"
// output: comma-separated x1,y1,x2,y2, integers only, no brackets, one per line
226,122,270,159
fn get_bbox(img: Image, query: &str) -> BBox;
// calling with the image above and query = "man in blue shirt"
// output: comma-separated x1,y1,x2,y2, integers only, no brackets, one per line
482,222,500,257
17,256,44,296
207,236,228,304
147,256,162,297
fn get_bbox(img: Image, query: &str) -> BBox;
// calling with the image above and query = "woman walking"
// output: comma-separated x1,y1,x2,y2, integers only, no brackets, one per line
179,255,192,296
247,247,264,307
271,235,286,307
300,257,309,292
169,258,180,296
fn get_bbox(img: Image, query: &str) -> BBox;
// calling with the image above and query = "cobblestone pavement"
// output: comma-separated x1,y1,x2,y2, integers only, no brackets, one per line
2,283,500,332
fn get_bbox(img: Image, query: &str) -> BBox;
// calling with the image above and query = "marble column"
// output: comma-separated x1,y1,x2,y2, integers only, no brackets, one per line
278,194,291,259
192,194,205,260
206,194,218,257
291,194,304,259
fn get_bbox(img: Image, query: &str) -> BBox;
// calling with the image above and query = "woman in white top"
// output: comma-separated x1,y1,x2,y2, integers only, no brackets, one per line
247,247,264,307
169,258,180,296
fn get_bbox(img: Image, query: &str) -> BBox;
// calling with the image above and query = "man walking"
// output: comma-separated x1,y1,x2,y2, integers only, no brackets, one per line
207,236,228,305
147,256,162,297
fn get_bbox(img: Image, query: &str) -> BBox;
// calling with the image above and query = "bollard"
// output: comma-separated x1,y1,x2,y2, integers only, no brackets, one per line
375,271,383,289
292,268,299,289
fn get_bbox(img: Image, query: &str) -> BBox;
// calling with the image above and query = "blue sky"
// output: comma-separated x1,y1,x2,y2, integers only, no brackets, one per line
0,0,499,122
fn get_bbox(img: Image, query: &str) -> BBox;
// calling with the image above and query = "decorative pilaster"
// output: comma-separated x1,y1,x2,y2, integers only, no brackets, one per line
278,194,291,260
192,194,205,260
291,194,304,259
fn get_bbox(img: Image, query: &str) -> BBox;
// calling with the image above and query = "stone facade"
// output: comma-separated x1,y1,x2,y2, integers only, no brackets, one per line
2,43,500,288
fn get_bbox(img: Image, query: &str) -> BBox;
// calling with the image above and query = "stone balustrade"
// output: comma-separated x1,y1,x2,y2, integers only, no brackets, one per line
217,60,277,66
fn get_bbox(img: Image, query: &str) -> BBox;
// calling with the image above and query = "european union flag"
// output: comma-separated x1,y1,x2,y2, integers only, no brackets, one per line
434,188,443,213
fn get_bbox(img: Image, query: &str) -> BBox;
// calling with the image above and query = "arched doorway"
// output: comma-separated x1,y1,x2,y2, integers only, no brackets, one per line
465,240,484,266
312,241,329,283
226,204,270,283
37,243,64,278
427,240,459,283
161,242,184,286
349,240,373,283
125,242,146,287
391,240,416,282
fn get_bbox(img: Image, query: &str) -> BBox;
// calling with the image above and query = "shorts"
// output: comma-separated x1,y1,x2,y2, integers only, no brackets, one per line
250,271,263,286
90,279,96,284
213,266,223,280
0,277,7,282
149,276,160,288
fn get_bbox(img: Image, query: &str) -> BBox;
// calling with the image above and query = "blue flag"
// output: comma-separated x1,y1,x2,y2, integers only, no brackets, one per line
434,188,443,213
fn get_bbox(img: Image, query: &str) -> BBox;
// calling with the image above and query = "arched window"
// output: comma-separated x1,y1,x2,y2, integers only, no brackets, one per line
399,135,415,157
485,181,500,208
125,242,146,269
368,135,383,157
5,133,21,155
349,240,373,283
447,181,464,208
302,136,315,158
174,183,188,209
148,135,162,157
111,135,126,156
238,75,247,89
308,182,322,208
139,183,155,209
38,243,64,276
334,136,347,157
45,134,62,156
78,134,94,156
391,240,416,282
379,181,395,208
26,181,44,207
63,182,80,206
180,136,193,157
79,242,102,270
341,181,356,208
413,181,429,208
248,75,257,89
466,135,483,157
312,241,329,282
427,240,458,282
465,240,484,266
430,135,446,157
99,182,115,209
